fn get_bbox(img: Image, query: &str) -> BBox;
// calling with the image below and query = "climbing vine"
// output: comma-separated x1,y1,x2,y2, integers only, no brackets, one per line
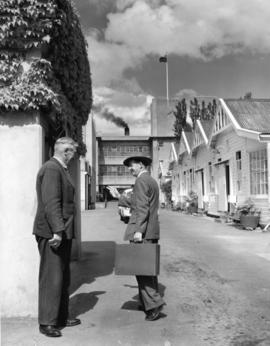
0,0,92,155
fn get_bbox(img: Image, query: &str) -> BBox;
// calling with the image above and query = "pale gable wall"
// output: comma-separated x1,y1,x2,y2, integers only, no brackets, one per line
193,145,212,202
194,146,212,171
210,130,264,198
179,138,187,155
171,163,178,203
178,152,194,196
211,129,247,198
171,155,184,204
192,126,204,149
208,128,269,224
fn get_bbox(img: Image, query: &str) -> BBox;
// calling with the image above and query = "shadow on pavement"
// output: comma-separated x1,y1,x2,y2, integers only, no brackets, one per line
69,241,116,316
69,291,106,318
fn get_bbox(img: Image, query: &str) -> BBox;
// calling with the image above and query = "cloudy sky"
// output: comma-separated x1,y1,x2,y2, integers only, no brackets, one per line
73,0,270,136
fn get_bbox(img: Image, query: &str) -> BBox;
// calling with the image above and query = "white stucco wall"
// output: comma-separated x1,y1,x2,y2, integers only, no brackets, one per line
0,122,43,316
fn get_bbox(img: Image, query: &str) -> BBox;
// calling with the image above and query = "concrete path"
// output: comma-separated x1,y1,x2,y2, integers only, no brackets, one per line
2,203,270,346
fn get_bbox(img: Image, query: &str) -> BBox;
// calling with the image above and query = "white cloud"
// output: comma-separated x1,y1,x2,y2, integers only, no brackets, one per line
85,0,270,134
175,89,198,99
105,0,270,59
85,0,270,91
87,32,145,88
116,0,163,11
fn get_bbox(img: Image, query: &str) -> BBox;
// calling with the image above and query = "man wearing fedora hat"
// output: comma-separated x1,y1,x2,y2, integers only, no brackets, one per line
123,155,165,321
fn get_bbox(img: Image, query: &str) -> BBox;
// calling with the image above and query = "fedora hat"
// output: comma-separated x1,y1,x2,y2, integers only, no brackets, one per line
123,156,152,167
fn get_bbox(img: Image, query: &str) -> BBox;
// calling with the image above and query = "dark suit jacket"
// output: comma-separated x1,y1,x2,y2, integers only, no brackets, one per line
33,158,75,239
124,172,160,241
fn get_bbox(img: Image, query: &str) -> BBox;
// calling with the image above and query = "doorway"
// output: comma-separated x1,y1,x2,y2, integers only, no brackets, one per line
196,169,205,209
216,162,230,212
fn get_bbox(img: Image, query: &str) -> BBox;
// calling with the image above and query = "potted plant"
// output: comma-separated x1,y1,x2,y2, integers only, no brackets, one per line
186,191,198,214
237,198,261,230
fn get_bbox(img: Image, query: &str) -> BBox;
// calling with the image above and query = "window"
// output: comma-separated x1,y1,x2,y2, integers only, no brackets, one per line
190,168,195,187
183,171,187,195
99,165,130,176
236,151,242,192
184,170,193,193
249,149,268,195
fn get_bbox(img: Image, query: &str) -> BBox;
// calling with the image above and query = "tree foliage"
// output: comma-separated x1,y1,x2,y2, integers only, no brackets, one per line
0,0,92,155
190,98,217,128
239,92,253,100
172,98,190,141
160,179,172,203
173,98,217,139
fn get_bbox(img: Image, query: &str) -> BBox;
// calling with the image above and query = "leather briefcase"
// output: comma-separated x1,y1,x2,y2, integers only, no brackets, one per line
114,243,160,276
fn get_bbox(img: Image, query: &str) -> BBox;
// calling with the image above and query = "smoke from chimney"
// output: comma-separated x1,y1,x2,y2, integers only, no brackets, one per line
94,104,130,134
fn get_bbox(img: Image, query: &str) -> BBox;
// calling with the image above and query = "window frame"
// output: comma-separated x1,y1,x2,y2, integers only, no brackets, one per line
249,148,268,197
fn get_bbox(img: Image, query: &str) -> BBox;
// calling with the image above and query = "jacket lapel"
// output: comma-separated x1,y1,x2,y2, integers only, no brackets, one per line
51,158,75,188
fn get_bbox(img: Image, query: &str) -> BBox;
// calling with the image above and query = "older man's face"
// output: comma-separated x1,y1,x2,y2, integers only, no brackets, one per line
128,161,142,177
61,143,76,165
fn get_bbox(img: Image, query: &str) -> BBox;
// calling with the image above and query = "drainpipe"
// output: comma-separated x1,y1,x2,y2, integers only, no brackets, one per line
259,133,270,215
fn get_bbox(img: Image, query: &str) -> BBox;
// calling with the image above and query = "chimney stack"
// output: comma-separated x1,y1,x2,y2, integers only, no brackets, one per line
124,126,130,136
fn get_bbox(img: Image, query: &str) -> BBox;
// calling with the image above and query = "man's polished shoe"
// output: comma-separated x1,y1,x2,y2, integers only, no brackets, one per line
39,325,62,337
145,305,163,321
64,318,81,327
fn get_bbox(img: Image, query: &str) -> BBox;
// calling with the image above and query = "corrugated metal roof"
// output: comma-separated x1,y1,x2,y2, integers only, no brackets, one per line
174,141,181,154
185,131,194,148
200,118,215,138
224,99,270,132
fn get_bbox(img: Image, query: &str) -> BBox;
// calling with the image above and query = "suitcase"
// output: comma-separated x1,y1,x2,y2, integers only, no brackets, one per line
114,243,160,276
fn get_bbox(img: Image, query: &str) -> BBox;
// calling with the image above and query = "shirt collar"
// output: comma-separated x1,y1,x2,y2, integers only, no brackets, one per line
137,170,147,178
53,156,67,169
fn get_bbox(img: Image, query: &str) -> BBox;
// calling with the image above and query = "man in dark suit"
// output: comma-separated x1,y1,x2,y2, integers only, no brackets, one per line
33,137,80,337
123,155,165,321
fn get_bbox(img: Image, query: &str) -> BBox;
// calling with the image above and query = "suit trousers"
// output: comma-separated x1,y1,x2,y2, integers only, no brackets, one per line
36,236,72,325
135,239,165,312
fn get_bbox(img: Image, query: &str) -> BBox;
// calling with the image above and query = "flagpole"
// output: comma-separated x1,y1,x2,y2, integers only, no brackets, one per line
165,54,169,107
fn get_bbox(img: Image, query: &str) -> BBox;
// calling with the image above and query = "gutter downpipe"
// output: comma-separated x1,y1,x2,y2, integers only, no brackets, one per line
259,133,270,230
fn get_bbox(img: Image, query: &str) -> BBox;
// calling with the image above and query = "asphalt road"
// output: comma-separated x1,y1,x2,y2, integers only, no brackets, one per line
3,203,270,346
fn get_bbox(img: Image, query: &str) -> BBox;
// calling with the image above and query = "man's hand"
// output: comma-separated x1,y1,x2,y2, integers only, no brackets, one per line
48,233,62,249
106,186,120,199
133,232,142,243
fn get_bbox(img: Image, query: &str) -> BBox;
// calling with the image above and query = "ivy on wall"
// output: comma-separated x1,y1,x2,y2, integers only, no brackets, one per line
0,0,92,155
0,59,60,111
